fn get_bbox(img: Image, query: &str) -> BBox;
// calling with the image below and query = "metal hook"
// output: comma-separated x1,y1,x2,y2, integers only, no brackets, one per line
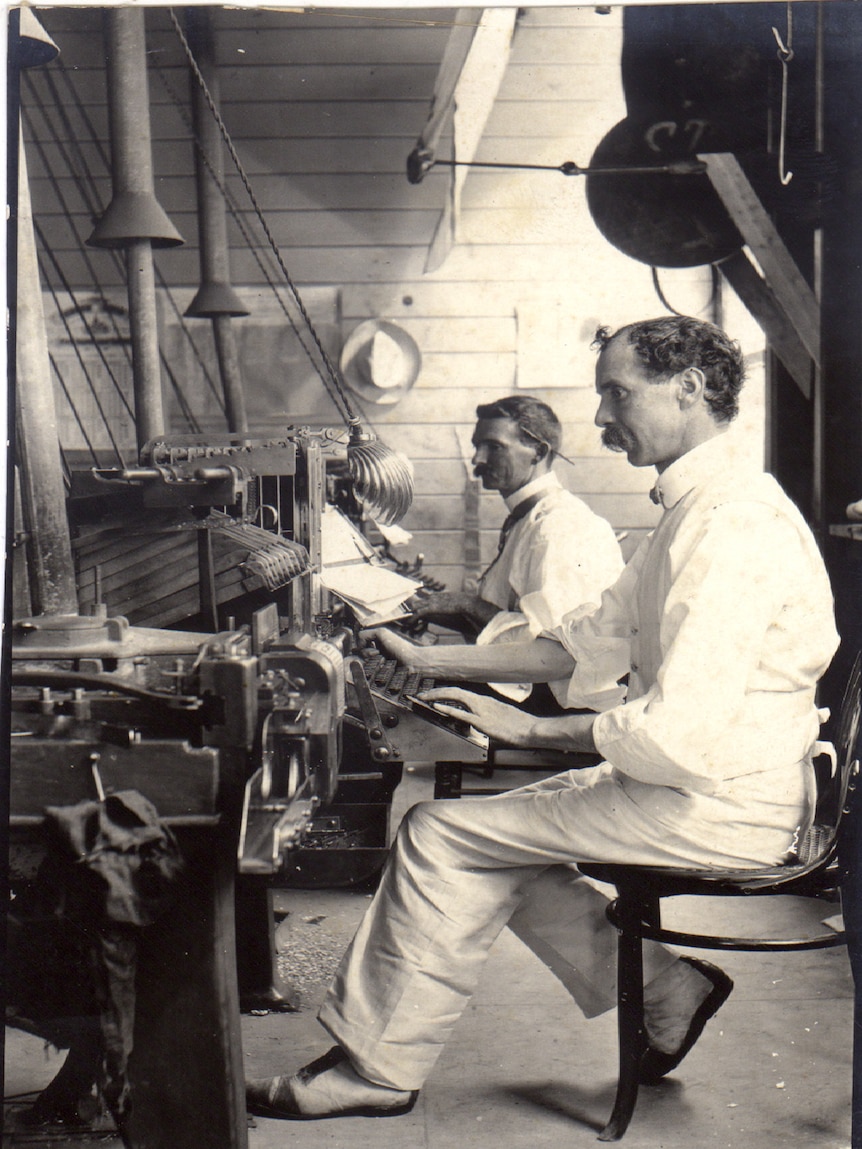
772,11,794,186
771,24,794,64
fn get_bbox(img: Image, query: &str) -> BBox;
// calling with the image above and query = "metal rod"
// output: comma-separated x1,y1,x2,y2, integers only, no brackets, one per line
105,10,160,212
431,158,707,176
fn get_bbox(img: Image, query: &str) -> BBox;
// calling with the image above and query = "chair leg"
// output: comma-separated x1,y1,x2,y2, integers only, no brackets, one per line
598,898,648,1141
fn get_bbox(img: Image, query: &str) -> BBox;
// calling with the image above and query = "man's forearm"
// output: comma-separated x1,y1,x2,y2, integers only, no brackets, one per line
526,711,597,755
413,592,499,633
409,635,574,683
466,597,501,630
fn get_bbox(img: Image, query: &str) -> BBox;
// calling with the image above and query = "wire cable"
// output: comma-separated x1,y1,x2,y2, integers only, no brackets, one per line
50,351,101,465
35,234,128,466
39,60,225,423
153,63,354,426
167,7,360,428
21,98,136,422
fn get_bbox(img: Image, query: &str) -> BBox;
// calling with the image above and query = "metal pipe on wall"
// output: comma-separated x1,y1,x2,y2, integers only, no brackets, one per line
184,7,250,435
87,7,183,454
125,237,163,450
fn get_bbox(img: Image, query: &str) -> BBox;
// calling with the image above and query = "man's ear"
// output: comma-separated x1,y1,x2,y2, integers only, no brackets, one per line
677,367,706,409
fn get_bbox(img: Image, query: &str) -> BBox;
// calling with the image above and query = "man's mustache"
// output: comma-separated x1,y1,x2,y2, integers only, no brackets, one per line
601,425,635,453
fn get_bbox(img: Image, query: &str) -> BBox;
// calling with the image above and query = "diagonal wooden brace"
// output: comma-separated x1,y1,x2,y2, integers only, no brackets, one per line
701,152,820,399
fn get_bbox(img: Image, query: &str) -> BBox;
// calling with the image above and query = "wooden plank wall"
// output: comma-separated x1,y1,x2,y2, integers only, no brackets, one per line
25,6,765,593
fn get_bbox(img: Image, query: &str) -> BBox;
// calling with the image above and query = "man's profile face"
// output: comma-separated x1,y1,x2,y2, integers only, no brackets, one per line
471,418,538,496
594,338,687,470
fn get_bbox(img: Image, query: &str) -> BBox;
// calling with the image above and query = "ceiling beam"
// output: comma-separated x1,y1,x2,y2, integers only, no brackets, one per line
409,8,517,273
716,249,813,399
701,151,820,399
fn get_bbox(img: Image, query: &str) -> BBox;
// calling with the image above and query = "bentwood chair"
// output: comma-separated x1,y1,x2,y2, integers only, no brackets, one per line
580,650,862,1141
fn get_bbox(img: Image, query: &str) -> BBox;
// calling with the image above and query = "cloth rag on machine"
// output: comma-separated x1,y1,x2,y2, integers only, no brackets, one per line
10,790,184,1131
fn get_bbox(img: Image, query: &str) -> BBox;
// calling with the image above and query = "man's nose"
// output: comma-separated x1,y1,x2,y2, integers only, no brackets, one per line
472,446,486,466
594,396,611,427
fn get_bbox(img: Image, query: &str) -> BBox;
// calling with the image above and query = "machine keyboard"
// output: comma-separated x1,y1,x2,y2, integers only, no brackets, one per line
362,651,436,702
358,649,487,748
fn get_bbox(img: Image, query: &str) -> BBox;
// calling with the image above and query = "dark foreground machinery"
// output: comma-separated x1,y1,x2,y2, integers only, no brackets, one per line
8,428,482,1147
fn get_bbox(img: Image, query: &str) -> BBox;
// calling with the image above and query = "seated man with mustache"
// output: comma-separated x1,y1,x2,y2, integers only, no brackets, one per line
409,394,624,713
247,316,838,1120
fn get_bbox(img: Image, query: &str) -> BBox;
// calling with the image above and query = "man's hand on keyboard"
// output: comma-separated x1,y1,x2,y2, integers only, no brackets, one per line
407,591,498,634
417,686,535,749
368,627,432,672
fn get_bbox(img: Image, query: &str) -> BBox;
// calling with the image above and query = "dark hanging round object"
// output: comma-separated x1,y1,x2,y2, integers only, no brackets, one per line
585,118,743,268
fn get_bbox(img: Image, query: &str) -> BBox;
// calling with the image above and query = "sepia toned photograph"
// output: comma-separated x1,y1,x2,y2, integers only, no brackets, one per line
5,3,861,1147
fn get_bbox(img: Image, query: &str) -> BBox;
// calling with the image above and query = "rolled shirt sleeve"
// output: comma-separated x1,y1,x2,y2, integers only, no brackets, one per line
476,489,624,701
552,544,643,712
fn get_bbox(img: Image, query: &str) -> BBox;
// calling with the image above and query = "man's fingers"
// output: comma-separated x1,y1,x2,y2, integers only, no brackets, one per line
370,626,413,649
428,701,475,721
418,687,473,704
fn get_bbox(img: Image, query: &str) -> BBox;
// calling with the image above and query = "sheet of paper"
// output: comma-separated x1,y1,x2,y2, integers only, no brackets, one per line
321,505,378,566
319,561,420,609
319,505,421,622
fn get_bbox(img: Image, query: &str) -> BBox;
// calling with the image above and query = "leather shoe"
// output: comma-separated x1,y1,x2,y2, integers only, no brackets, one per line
246,1046,418,1120
639,957,733,1084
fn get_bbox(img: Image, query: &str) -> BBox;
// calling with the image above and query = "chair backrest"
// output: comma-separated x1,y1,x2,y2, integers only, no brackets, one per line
796,650,862,867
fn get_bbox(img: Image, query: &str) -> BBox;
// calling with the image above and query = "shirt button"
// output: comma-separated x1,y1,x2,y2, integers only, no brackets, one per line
631,663,639,672
630,626,638,635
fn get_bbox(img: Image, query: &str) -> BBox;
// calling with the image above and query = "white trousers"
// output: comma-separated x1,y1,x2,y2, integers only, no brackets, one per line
318,764,706,1091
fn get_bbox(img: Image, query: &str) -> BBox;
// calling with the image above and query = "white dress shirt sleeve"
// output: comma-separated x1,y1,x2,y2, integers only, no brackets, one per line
592,500,833,789
477,500,623,646
552,542,644,712
475,497,624,703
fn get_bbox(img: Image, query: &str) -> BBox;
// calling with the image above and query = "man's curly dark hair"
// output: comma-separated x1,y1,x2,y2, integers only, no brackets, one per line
592,316,745,423
475,395,562,455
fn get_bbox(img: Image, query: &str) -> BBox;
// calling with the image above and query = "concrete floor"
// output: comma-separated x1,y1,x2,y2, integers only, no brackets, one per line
4,762,855,1148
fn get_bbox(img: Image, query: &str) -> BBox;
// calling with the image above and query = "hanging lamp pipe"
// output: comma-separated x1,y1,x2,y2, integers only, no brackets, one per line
183,7,249,435
125,238,164,452
87,8,183,453
212,313,249,434
12,14,78,615
87,9,183,251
